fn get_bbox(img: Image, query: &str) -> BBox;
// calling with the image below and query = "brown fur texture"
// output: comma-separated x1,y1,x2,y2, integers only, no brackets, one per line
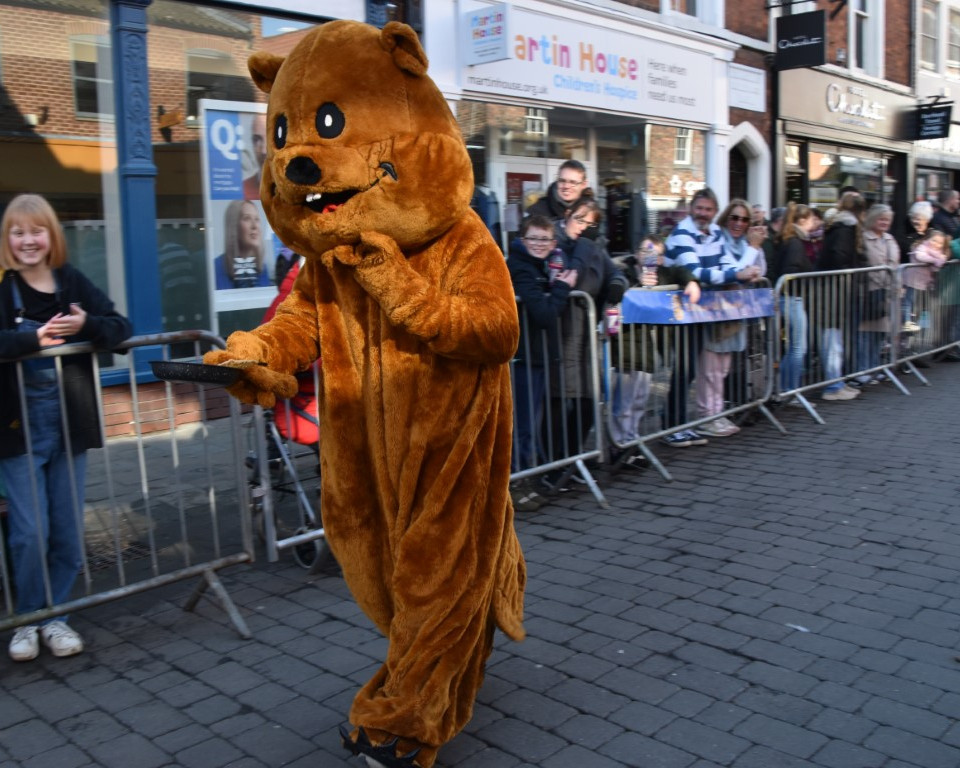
204,20,525,767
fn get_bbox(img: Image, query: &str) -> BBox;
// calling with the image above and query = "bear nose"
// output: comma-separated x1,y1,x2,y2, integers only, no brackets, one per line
285,156,321,185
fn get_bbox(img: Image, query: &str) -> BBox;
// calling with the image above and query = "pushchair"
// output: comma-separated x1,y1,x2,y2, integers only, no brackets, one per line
247,364,336,572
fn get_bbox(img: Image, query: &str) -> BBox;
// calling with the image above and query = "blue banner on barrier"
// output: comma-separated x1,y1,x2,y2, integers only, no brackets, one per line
621,287,774,325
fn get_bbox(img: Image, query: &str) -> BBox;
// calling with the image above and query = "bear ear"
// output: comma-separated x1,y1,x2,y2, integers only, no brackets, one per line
248,52,285,94
380,21,428,76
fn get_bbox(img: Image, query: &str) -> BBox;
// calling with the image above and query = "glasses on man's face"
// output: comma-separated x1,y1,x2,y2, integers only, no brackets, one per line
557,177,585,188
523,237,555,245
572,214,596,225
728,214,750,224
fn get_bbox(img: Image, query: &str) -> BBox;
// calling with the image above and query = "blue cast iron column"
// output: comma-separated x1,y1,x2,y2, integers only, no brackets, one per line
110,0,162,339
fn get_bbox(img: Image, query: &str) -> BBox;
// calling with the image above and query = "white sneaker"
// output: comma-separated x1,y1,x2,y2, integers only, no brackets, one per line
40,621,84,657
716,416,741,435
902,321,921,333
697,419,738,437
9,625,39,661
822,386,859,401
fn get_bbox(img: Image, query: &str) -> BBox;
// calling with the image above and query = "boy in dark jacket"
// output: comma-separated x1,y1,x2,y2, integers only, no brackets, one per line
506,215,578,509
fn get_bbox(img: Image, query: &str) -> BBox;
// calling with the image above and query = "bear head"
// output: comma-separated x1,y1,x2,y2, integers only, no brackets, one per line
248,20,474,257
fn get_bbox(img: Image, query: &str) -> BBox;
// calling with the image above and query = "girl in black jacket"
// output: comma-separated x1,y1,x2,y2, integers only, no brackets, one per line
817,191,866,400
773,202,817,393
0,194,132,662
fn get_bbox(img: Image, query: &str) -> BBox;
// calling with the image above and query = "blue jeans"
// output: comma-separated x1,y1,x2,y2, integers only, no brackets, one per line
511,364,546,472
901,287,915,326
0,386,87,618
820,328,845,393
856,331,882,374
779,296,808,392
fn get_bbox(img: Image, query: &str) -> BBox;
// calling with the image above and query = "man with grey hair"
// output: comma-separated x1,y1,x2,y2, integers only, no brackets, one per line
931,189,960,238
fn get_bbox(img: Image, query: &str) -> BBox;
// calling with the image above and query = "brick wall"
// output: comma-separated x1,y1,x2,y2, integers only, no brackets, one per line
102,383,240,438
727,0,769,42
884,0,912,87
0,4,264,147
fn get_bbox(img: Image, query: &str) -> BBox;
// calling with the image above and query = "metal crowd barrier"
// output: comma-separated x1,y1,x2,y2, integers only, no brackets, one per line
510,291,607,506
602,284,782,481
896,259,960,384
0,332,253,638
770,265,955,420
248,361,328,569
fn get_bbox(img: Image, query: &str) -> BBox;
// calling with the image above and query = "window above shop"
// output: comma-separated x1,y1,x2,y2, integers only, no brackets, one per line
186,49,252,122
921,0,939,71
662,0,723,27
674,127,691,165
72,35,113,120
948,9,960,79
849,0,882,77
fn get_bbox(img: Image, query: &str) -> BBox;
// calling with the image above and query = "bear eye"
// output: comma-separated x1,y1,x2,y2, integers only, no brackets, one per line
316,103,345,139
274,114,287,149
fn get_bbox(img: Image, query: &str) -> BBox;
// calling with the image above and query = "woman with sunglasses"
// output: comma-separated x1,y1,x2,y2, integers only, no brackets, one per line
694,198,765,438
541,196,628,492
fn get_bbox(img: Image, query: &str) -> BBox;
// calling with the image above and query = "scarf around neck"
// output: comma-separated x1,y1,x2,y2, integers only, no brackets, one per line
722,228,747,258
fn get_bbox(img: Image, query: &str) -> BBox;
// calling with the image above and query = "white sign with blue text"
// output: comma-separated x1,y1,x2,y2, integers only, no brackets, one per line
462,3,510,66
461,6,715,121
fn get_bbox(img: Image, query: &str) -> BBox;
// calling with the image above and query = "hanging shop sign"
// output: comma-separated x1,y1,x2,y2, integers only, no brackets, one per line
462,3,510,65
911,103,953,141
775,10,826,71
461,5,715,121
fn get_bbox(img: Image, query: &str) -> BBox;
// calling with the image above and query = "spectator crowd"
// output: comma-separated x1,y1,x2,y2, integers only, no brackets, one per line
506,166,960,510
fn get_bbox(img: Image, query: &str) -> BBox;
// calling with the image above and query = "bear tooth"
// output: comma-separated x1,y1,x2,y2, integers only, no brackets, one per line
305,192,322,203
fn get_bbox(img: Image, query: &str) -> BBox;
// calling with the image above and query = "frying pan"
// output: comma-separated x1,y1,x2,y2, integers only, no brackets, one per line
149,360,245,385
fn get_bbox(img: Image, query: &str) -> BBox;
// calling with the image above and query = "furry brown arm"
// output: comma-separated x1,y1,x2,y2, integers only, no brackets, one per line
341,229,519,365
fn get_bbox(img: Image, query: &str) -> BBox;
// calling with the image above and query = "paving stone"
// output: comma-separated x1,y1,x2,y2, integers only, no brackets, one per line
864,726,960,768
86,732,170,768
599,731,696,768
473,718,566,763
657,718,751,764
859,695,951,739
546,678,629,718
19,743,91,768
733,713,829,759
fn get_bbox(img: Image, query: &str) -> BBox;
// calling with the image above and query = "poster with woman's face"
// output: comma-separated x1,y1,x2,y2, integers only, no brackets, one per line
199,99,288,330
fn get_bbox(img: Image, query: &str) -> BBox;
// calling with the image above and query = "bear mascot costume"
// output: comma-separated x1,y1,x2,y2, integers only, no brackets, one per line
203,19,526,768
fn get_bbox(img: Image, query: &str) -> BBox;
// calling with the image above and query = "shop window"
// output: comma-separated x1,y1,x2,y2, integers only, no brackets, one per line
850,0,881,76
71,36,113,119
948,9,960,78
921,0,940,72
186,50,252,122
524,108,548,138
674,127,691,165
662,0,722,26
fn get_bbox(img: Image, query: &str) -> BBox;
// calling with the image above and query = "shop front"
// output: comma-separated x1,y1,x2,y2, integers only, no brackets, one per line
776,68,916,217
444,1,734,255
0,0,380,354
